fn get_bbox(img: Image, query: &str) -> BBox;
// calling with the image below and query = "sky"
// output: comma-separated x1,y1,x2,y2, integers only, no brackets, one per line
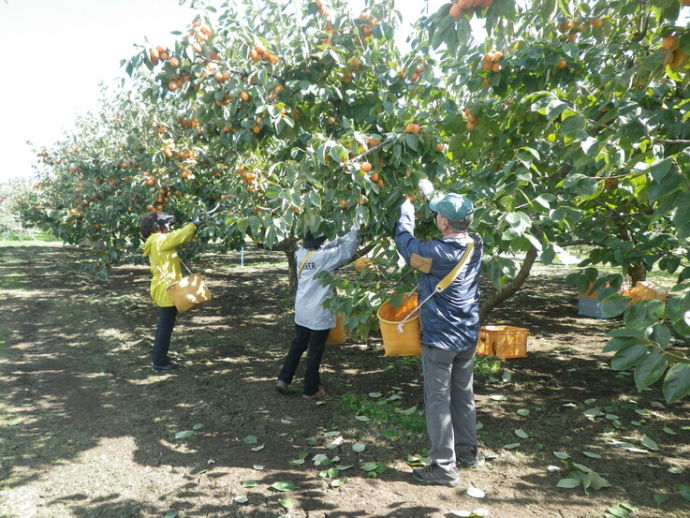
0,0,447,184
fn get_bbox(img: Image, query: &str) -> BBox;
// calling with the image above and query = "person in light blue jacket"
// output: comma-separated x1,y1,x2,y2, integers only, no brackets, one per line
395,191,483,487
276,226,361,399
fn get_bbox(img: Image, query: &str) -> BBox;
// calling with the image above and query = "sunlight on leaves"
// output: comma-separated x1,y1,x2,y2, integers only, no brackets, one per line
640,435,660,451
271,481,297,492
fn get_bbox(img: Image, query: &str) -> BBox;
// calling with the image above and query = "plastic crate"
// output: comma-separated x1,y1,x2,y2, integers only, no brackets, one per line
577,297,609,319
476,325,529,359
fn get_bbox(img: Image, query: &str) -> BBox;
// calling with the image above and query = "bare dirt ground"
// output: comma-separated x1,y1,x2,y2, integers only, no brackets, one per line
0,243,688,518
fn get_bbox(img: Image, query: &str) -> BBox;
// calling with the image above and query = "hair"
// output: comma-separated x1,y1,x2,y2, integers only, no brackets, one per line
446,213,473,233
140,211,162,239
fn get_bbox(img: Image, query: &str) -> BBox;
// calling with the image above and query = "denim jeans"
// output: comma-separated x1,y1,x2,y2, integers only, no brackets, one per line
278,324,329,396
153,306,177,367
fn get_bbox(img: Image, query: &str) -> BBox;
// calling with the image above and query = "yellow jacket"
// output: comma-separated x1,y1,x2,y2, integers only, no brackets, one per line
142,223,197,307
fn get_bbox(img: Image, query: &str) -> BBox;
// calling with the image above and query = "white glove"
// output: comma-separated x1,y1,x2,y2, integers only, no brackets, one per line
417,178,435,199
400,197,414,217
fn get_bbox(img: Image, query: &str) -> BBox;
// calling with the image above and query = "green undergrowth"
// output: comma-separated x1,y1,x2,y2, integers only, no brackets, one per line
340,391,426,436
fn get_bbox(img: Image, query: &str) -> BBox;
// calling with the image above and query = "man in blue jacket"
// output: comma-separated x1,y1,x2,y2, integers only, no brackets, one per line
395,190,483,487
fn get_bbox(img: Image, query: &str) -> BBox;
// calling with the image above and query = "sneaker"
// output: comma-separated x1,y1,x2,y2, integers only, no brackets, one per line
457,447,484,468
302,387,326,400
458,453,485,468
412,463,459,487
275,380,290,394
151,362,178,373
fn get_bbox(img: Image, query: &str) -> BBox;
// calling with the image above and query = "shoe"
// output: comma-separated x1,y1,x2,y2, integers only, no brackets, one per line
458,453,485,468
151,363,178,373
302,387,325,400
275,380,290,394
458,448,485,468
412,463,459,487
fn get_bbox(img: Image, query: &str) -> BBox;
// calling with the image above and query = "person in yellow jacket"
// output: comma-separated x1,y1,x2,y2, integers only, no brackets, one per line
141,211,199,372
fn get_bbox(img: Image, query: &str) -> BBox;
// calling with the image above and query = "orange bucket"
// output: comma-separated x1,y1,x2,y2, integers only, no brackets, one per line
377,293,421,356
326,314,346,345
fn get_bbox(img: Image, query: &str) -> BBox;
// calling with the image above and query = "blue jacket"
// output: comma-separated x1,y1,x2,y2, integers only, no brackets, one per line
395,211,483,352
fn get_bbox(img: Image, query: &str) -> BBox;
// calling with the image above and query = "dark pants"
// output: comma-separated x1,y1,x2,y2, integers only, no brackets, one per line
278,324,329,396
153,306,178,367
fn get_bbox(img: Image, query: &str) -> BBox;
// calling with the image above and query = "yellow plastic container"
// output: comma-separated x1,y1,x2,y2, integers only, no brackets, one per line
477,325,528,359
377,293,421,357
326,314,346,345
167,274,212,313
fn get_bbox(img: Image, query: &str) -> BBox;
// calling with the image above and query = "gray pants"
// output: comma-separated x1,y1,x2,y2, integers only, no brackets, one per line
422,345,477,470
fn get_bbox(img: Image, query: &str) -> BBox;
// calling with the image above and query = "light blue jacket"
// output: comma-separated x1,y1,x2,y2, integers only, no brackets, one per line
395,211,483,352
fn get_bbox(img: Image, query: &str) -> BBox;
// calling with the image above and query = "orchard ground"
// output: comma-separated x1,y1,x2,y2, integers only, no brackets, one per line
0,242,688,518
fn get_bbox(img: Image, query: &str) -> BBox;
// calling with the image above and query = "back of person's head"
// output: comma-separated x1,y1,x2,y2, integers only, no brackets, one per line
303,230,327,250
141,211,162,239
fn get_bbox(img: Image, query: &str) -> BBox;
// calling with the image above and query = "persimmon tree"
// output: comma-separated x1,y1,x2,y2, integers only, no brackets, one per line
24,0,689,401
423,0,689,402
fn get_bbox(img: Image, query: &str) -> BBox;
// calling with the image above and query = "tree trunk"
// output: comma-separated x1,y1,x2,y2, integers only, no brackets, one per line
479,245,539,322
286,249,298,297
627,264,647,286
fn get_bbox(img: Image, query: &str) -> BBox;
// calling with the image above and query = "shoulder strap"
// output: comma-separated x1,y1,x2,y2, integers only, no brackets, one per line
297,250,315,278
434,239,475,294
398,238,476,326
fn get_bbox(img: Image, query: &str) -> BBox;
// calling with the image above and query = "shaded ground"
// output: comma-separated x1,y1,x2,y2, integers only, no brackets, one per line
0,243,688,518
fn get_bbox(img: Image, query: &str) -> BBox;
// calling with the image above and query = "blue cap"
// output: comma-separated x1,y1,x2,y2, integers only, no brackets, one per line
429,193,474,221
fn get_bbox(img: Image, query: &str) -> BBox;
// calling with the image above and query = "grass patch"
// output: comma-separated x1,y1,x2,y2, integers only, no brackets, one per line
341,392,426,435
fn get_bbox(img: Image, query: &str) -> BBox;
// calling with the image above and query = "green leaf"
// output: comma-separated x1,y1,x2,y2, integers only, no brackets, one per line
585,470,611,491
634,351,668,390
559,114,585,136
514,429,529,439
279,497,294,509
611,344,648,371
270,481,297,492
503,443,520,449
677,485,690,501
663,363,690,403
360,462,379,471
352,443,366,453
556,478,580,489
243,435,258,444
649,158,673,182
605,505,631,518
175,430,193,440
640,434,660,451
601,295,630,318
241,480,257,487
553,451,570,459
